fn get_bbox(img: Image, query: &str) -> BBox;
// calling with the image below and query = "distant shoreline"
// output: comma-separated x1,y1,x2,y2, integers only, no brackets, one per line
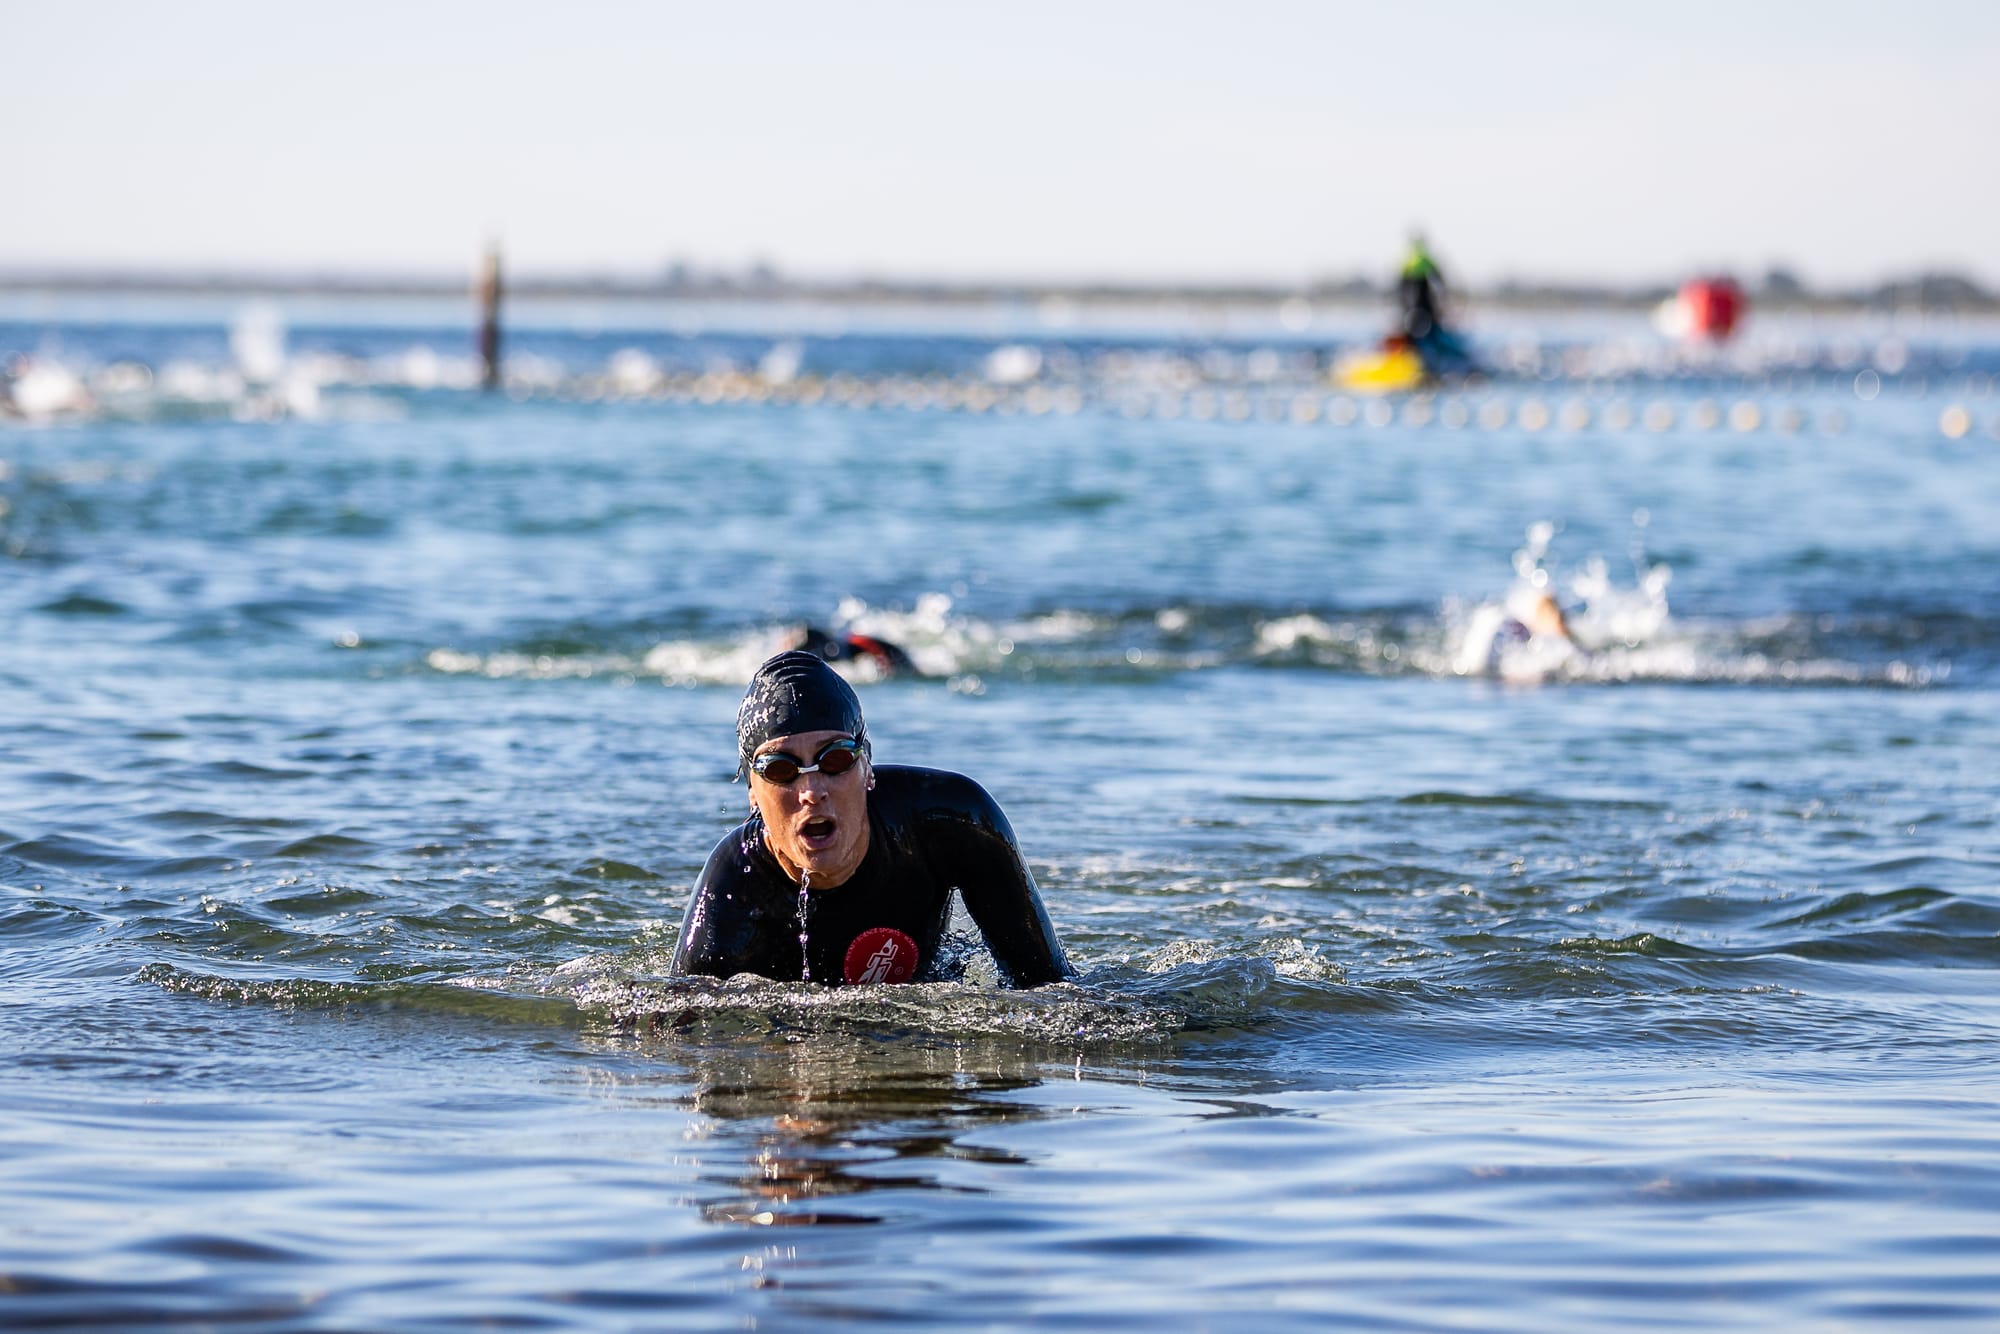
1,267,1994,316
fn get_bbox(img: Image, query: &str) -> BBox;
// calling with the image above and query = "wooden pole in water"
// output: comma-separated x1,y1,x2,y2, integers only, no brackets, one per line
475,242,503,392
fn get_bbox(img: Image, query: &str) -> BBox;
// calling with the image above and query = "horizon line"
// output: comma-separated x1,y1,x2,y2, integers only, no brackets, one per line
1,260,1994,314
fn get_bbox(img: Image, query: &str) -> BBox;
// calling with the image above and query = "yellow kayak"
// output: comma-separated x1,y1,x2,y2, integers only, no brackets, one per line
1331,343,1427,394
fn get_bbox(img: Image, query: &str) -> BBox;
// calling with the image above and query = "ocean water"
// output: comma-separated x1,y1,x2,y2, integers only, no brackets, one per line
3,300,1999,1330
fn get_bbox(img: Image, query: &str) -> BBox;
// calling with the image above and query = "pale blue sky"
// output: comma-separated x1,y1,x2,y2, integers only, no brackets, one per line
6,1,1995,285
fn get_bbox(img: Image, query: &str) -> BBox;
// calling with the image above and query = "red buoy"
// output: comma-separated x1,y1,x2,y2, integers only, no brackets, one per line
1679,276,1745,341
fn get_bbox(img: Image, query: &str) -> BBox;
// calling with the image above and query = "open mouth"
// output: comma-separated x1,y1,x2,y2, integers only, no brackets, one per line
800,816,837,848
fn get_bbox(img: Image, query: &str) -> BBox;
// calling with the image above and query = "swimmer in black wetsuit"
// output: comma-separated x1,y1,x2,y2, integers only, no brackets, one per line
669,650,1071,987
788,623,919,678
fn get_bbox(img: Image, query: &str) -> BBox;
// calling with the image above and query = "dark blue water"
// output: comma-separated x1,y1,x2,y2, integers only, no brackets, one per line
3,298,1999,1330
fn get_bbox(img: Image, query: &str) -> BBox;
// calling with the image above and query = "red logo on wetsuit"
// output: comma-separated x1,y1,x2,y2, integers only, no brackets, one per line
843,927,919,985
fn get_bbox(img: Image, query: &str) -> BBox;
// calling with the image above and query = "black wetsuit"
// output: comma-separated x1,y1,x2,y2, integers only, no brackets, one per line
1399,267,1445,340
795,625,919,677
669,765,1071,987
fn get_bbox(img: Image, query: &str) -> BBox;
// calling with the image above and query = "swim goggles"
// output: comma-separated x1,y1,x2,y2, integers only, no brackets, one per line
750,738,865,785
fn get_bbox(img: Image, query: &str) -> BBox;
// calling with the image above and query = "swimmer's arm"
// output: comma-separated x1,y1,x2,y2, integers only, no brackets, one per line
668,834,757,979
923,778,1072,987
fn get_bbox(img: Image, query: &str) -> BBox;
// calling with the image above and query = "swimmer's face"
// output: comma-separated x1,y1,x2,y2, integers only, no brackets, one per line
749,729,873,888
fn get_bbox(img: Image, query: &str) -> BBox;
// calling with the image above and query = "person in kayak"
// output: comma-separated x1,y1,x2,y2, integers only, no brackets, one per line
669,650,1072,987
1398,231,1448,341
1382,230,1478,380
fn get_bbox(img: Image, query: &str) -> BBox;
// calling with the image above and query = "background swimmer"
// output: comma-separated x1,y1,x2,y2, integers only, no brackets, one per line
1451,521,1673,682
785,623,919,678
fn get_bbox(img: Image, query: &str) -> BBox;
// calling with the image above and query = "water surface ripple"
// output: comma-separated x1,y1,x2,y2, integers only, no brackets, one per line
2,311,1998,1329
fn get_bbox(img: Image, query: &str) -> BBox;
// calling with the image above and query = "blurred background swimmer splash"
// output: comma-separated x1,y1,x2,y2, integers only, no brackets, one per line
1450,519,1675,683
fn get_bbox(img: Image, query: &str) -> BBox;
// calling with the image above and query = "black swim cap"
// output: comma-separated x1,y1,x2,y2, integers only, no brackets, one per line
736,650,869,777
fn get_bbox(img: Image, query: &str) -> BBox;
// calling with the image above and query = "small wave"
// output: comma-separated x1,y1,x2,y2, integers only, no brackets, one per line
137,808,307,832
1767,886,1953,929
6,834,137,869
36,591,129,616
137,962,580,1025
1553,932,1707,959
1766,931,2000,968
137,957,1194,1045
181,760,315,782
571,857,658,882
537,933,1380,1044
1116,935,1347,986
571,973,1188,1044
417,582,1961,694
0,895,120,945
423,592,1005,687
1398,791,1552,809
269,833,378,859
